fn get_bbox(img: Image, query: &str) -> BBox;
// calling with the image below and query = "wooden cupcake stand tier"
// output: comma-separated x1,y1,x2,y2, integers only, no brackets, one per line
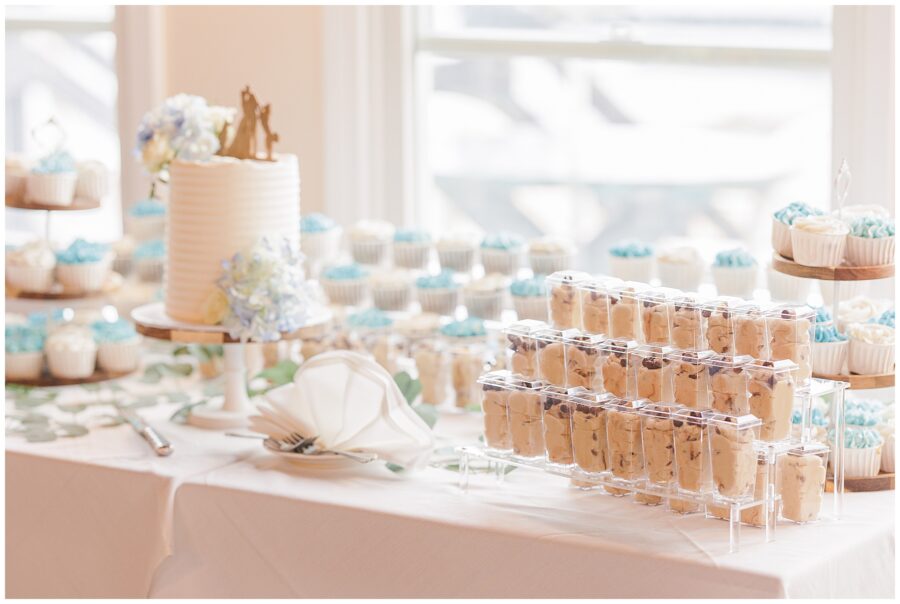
6,367,134,388
6,197,101,212
6,272,124,301
132,302,332,430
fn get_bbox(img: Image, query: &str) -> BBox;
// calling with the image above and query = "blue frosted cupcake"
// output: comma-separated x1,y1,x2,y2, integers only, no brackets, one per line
711,248,757,298
608,240,654,283
846,216,894,267
320,263,370,306
92,319,143,373
510,275,548,321
134,239,165,282
5,324,45,380
346,308,402,374
830,427,883,478
55,238,113,293
415,270,460,316
812,306,848,375
392,228,432,269
300,213,342,267
127,197,167,239
772,201,823,259
481,232,524,276
26,150,77,207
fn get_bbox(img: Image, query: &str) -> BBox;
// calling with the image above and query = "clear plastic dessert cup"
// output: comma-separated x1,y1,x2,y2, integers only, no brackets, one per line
477,370,513,452
546,270,590,330
705,354,753,416
777,442,829,523
534,327,568,388
507,375,547,458
746,359,797,442
412,337,450,406
562,330,605,391
640,402,683,499
733,302,772,359
630,345,674,403
504,319,545,380
445,337,489,410
541,385,574,466
637,287,679,346
700,296,742,355
707,413,762,503
599,338,637,399
605,398,647,489
670,292,708,351
673,408,715,497
568,388,615,475
765,304,814,386
665,349,714,409
607,281,649,341
578,276,622,336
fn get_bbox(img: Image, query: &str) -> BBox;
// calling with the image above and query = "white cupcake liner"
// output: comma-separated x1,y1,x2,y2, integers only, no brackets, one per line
321,278,369,306
6,173,26,203
47,348,97,379
136,259,164,282
881,434,895,473
812,340,848,375
767,265,812,303
608,255,654,283
113,255,133,277
481,248,521,276
5,264,55,293
529,252,574,276
371,284,413,311
790,229,847,268
657,261,703,291
848,339,894,375
711,265,757,298
6,351,45,380
127,215,166,240
25,172,77,206
301,228,343,262
771,218,794,259
464,290,504,321
843,445,883,478
350,240,390,266
417,287,460,316
56,255,113,293
97,338,142,373
845,235,894,267
513,295,548,321
75,167,109,202
437,247,477,273
393,242,432,270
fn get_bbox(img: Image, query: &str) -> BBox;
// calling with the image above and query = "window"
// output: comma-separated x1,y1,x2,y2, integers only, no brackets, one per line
5,5,121,245
414,6,832,273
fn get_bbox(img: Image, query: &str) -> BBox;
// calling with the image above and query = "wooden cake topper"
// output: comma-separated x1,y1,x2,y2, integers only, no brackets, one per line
219,86,279,161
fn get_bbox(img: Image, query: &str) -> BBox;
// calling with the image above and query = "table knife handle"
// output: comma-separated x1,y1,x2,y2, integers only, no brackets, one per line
142,426,173,456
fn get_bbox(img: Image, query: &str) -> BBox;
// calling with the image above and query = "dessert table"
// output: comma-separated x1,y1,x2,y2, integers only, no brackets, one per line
6,384,895,599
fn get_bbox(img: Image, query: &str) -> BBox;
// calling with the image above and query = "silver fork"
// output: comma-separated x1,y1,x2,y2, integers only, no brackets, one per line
227,432,376,463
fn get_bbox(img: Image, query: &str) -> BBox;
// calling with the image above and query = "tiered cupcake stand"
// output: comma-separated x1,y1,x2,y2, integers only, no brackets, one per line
132,302,332,429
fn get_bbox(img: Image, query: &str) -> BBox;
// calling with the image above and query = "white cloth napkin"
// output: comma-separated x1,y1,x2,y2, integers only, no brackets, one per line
253,351,435,469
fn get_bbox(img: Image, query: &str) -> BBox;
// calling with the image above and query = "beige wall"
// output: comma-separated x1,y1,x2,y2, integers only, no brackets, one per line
163,6,324,212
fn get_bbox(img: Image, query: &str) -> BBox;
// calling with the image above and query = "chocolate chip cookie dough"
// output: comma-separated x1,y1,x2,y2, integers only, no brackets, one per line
601,339,635,398
565,332,604,390
778,444,828,523
707,354,752,415
734,303,769,359
450,345,487,408
579,277,620,335
671,294,705,350
536,328,567,387
667,350,713,409
607,401,646,486
747,359,796,441
709,414,760,501
505,320,543,379
413,338,450,405
547,270,589,330
639,288,676,345
569,389,612,473
738,455,771,526
673,410,713,512
766,305,814,383
608,283,645,340
478,371,512,450
641,404,680,498
633,346,674,403
507,377,546,457
542,388,574,465
703,298,738,354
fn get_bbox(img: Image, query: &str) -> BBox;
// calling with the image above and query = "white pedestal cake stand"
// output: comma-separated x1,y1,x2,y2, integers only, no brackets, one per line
132,302,332,429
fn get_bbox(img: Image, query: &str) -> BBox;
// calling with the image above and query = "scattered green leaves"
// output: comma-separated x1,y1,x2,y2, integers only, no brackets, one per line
393,371,422,405
410,403,438,430
57,423,89,438
170,400,206,424
173,344,224,362
140,362,194,384
248,360,299,396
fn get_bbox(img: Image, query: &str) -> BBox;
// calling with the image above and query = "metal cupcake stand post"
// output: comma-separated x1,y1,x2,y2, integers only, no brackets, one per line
132,302,331,429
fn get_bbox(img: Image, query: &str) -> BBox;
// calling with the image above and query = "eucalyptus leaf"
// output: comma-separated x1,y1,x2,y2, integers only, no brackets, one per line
126,395,159,409
96,414,126,428
203,379,225,397
57,403,87,414
19,413,50,425
25,428,57,443
255,360,298,387
165,392,191,404
57,423,89,438
411,403,438,430
170,401,205,423
393,372,422,405
79,382,101,392
385,462,405,473
159,362,194,377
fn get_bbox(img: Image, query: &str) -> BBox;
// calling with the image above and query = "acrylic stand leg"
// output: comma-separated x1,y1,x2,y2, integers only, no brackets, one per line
728,503,741,553
187,341,253,429
832,386,845,519
765,461,777,543
459,450,470,492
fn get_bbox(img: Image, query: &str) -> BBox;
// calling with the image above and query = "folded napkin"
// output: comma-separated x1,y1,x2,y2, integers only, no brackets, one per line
253,351,435,469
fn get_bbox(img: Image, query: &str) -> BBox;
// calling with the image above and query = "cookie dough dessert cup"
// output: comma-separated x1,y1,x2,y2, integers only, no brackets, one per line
665,350,714,409
847,322,895,375
605,399,647,492
436,232,480,273
729,452,774,526
733,302,771,359
670,293,707,351
563,331,605,391
504,319,544,380
707,413,761,503
412,337,450,406
607,240,655,283
348,219,394,266
746,359,796,442
506,376,547,458
441,318,491,410
511,276,548,321
534,327,568,388
546,270,589,330
777,443,829,524
631,345,674,403
320,263,370,307
765,304,814,385
790,215,849,268
640,402,683,503
464,273,510,321
568,388,614,475
478,370,514,452
392,228,432,270
600,339,637,399
528,236,576,275
369,269,414,311
705,354,753,416
347,309,404,375
672,409,715,503
480,232,524,276
578,276,622,336
415,270,461,316
541,386,575,467
638,287,678,346
701,296,742,355
845,216,895,266
608,281,648,341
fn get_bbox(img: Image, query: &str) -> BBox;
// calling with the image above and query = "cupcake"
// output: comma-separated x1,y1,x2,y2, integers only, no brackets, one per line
5,324,45,381
348,219,394,266
74,160,109,203
606,240,654,283
836,296,882,331
6,240,56,293
879,405,895,473
320,263,370,306
369,269,414,311
480,232,524,276
844,399,885,428
112,235,137,276
846,216,895,266
134,239,165,282
436,232,480,273
834,204,890,224
55,239,114,293
656,245,703,290
91,319,143,373
812,307,848,375
711,248,757,298
45,325,97,379
847,322,894,375
300,213,343,267
395,312,443,344
528,236,576,275
510,275,548,321
127,197,167,240
463,273,509,321
767,262,812,303
346,309,402,375
871,309,895,328
790,215,849,268
415,270,461,316
392,228,432,270
772,201,824,258
5,154,30,204
25,150,77,206
830,427,883,478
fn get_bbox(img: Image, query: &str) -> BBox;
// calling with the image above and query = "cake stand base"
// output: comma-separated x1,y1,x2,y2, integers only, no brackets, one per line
186,400,251,429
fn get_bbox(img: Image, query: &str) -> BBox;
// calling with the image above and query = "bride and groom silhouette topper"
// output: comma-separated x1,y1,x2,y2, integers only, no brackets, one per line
218,86,279,161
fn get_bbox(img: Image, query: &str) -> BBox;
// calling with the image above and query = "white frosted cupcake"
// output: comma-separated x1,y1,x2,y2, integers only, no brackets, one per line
348,219,394,266
510,276,548,321
711,248,757,298
45,325,97,379
835,296,882,331
5,155,30,204
528,236,576,275
832,428,883,478
6,240,56,293
5,324,46,381
608,240,654,283
415,270,461,316
134,239,165,282
320,263,370,306
847,322,894,375
656,245,703,290
92,319,142,373
392,228,432,270
75,160,109,202
771,202,824,258
812,308,848,375
767,262,812,303
480,232,524,276
846,216,895,266
790,215,849,267
55,239,114,293
370,269,414,311
25,150,78,207
300,213,343,267
463,273,509,321
437,232,480,273
126,197,167,240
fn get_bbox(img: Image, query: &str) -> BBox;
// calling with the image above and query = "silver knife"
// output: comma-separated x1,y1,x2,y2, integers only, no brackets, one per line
119,407,173,456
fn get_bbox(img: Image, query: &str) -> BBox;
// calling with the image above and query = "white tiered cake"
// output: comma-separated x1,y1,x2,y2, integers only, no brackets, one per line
164,154,300,323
